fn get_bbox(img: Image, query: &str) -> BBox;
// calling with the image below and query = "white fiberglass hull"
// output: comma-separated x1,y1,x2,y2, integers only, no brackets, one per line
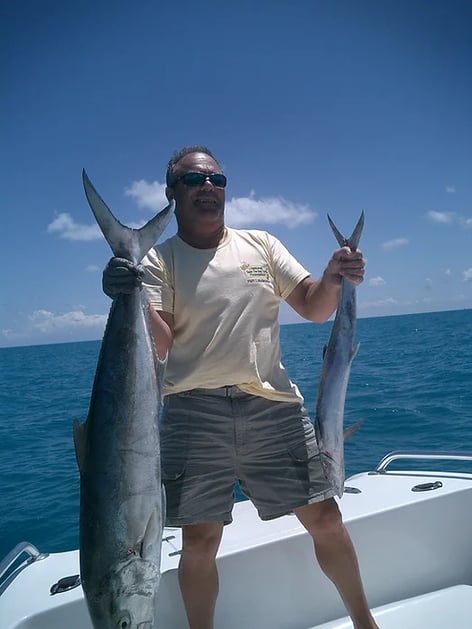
2,451,472,629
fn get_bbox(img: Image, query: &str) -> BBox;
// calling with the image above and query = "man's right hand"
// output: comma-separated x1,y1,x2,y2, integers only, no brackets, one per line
102,257,144,299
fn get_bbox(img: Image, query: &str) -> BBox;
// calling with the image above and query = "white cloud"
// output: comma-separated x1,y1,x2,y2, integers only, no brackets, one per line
126,180,317,228
360,297,399,309
446,186,456,193
226,192,316,228
50,180,317,239
86,265,101,272
1,328,26,342
125,180,168,211
48,180,168,243
427,210,455,224
425,278,433,290
48,213,101,241
28,309,108,334
2,309,108,346
369,276,386,287
381,238,408,251
427,211,472,230
48,210,154,244
124,179,317,228
463,268,472,282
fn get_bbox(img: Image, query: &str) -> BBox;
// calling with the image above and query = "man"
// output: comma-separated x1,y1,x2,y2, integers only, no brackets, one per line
103,146,379,629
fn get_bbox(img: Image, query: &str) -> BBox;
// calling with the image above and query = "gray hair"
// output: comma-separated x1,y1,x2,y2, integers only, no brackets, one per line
165,145,221,186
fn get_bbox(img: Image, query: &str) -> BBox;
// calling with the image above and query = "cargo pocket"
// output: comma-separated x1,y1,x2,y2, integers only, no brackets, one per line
160,416,188,482
286,412,320,463
287,436,319,463
161,449,187,482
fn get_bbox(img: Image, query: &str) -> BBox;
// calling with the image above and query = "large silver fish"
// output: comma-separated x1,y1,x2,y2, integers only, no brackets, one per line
73,170,174,629
314,212,364,498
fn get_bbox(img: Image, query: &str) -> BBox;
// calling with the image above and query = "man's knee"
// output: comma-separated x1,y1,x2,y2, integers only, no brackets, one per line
181,522,224,559
295,498,344,538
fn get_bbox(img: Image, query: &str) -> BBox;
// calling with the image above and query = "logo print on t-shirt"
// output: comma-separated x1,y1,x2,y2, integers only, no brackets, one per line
240,263,271,283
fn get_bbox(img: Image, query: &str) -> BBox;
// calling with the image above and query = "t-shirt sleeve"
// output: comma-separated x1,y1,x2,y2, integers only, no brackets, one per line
267,234,310,299
142,246,174,314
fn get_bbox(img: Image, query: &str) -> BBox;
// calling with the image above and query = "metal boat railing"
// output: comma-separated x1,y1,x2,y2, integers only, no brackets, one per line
0,542,48,596
374,450,472,474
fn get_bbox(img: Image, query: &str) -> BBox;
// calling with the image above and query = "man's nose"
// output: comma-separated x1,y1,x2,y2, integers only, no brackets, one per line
201,176,213,189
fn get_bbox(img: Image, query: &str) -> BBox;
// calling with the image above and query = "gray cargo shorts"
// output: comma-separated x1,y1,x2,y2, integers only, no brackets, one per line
160,386,335,526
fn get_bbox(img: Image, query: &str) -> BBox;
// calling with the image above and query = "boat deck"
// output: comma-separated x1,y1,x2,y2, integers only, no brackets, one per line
162,467,472,571
2,463,472,628
314,584,472,628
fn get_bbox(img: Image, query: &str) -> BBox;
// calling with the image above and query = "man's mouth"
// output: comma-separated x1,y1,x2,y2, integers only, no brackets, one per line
195,197,218,208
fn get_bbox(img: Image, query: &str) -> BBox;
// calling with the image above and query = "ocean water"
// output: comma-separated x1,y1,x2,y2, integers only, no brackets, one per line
1,309,471,560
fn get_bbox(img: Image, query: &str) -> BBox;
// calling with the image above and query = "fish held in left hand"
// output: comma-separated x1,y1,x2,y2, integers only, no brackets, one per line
314,212,364,499
73,170,174,628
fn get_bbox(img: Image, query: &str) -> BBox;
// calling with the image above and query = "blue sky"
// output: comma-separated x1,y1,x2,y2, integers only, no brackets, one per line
2,0,471,348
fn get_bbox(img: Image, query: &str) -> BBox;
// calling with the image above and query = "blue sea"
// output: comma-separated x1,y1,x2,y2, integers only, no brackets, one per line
1,309,472,561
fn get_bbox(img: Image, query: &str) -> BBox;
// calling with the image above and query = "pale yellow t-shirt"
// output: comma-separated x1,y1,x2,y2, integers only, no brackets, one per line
142,228,310,403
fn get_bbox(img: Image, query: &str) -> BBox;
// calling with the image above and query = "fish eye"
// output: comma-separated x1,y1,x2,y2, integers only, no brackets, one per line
116,614,130,629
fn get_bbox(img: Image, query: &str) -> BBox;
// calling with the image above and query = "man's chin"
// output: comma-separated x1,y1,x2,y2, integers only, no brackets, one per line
195,207,224,219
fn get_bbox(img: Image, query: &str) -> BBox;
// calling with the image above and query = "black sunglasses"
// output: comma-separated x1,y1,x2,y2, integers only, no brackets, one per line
171,172,227,189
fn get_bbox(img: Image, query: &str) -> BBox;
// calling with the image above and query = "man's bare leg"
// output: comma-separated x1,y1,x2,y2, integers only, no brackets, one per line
178,522,224,629
295,499,379,629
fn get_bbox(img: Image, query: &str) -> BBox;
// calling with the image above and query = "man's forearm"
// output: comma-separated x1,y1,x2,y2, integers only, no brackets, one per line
301,275,341,323
148,307,174,361
286,275,340,323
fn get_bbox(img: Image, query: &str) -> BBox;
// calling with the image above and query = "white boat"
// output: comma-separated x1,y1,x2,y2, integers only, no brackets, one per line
2,450,472,629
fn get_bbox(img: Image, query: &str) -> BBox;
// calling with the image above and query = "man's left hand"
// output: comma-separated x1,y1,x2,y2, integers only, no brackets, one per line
324,247,365,287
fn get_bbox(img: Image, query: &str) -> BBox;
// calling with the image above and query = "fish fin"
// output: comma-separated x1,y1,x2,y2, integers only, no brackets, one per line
347,211,365,250
320,452,344,498
327,215,347,248
82,169,175,264
73,419,87,474
327,211,364,251
141,508,160,560
351,342,360,361
161,485,167,532
343,420,363,441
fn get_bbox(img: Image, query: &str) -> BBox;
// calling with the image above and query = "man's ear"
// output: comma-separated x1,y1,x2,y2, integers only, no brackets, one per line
165,186,174,202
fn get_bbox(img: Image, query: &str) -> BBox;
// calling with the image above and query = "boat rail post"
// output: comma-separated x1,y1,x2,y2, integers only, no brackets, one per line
0,542,49,596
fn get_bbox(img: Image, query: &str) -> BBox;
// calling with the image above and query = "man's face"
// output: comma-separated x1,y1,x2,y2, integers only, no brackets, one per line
166,152,226,232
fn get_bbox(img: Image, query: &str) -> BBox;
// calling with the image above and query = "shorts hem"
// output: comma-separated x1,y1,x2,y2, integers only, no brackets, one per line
257,488,336,521
165,513,233,527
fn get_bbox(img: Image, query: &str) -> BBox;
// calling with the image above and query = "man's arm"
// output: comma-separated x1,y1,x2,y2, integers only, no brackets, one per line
286,246,365,323
102,257,175,360
148,308,174,361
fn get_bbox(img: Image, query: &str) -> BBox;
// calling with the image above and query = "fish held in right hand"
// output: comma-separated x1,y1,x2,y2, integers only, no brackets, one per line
102,257,144,299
